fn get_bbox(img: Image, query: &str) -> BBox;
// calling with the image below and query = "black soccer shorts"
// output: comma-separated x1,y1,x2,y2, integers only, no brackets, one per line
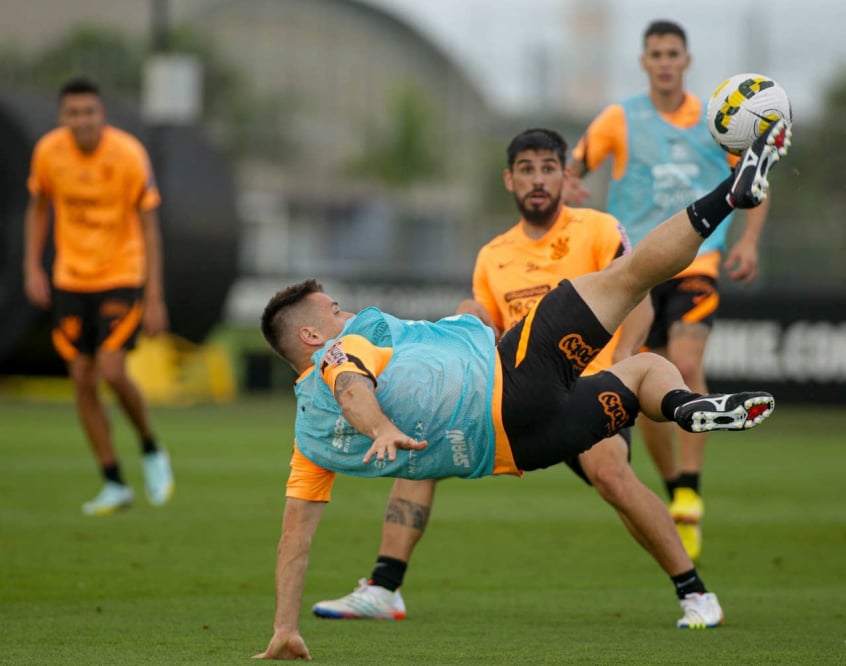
497,279,639,472
52,287,144,361
645,275,719,350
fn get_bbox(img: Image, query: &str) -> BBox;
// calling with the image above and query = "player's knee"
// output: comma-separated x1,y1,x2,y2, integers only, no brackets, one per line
99,361,129,387
69,361,98,392
590,461,633,505
583,439,632,503
669,356,703,383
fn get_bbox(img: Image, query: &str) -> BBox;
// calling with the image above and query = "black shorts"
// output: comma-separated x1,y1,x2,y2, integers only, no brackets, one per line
52,287,143,361
645,276,719,350
497,280,639,472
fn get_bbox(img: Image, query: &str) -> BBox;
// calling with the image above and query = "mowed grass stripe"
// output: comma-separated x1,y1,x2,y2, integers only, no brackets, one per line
1,397,843,664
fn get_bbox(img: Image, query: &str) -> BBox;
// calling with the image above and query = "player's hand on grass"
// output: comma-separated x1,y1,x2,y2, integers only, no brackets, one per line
362,427,428,464
253,631,311,660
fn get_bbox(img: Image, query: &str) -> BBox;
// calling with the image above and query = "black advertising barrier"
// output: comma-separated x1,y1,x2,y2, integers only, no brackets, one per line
705,290,846,404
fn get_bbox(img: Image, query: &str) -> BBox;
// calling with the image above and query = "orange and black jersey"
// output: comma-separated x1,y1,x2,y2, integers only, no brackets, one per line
473,205,629,375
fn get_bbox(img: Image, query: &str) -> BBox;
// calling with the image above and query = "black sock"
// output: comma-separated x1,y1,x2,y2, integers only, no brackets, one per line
370,556,407,592
686,176,735,238
660,389,702,421
664,477,679,501
677,472,701,495
103,462,125,485
141,436,159,455
672,568,708,599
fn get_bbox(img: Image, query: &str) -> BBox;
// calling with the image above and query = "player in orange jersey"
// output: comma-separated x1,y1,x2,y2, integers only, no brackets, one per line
23,77,174,515
311,129,715,626
567,20,771,560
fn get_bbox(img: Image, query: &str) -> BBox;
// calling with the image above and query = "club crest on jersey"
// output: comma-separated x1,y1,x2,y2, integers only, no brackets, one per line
324,340,348,367
598,391,628,436
550,236,570,260
557,333,600,371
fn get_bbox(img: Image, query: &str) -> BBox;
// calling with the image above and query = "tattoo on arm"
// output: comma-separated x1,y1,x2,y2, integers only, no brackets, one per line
333,372,374,401
384,498,430,531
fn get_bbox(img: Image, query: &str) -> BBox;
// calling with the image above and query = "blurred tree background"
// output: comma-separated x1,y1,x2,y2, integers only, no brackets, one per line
0,19,843,291
766,73,846,290
0,25,292,161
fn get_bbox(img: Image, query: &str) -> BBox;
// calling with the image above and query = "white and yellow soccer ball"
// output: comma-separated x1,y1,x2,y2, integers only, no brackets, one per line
706,72,792,155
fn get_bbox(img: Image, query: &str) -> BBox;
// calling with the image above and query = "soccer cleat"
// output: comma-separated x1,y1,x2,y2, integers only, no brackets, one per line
675,523,702,562
670,487,704,560
670,488,704,523
729,118,791,209
677,592,724,629
142,450,174,506
674,392,774,434
82,481,134,516
312,578,407,620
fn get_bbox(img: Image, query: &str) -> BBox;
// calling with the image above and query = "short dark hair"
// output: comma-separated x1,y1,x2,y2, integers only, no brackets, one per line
59,76,101,100
261,278,324,360
506,128,568,169
643,20,687,48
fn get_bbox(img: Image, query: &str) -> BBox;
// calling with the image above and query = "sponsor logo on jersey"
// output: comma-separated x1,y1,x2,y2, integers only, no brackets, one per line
557,333,600,372
324,340,348,367
331,414,352,452
598,391,628,436
550,236,570,260
504,285,549,302
446,429,471,468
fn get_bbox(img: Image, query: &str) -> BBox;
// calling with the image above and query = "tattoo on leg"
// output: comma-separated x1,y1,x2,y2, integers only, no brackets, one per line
385,498,430,530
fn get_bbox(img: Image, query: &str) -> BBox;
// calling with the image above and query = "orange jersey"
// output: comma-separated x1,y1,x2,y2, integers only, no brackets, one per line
287,438,338,503
572,94,738,279
27,125,161,291
473,206,628,375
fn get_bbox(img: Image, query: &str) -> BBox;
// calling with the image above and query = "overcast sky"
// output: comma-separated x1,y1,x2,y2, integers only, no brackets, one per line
363,0,845,122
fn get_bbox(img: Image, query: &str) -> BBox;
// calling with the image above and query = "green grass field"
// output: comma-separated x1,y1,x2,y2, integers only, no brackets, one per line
2,394,844,664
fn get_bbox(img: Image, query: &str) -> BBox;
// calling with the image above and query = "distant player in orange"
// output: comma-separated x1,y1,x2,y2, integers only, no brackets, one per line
567,20,770,560
310,129,721,628
23,77,174,515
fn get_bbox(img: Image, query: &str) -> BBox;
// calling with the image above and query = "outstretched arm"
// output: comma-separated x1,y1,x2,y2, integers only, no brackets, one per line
254,497,326,660
333,372,427,463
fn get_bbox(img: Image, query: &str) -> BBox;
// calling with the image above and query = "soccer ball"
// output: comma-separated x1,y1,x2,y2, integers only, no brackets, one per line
706,73,792,155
